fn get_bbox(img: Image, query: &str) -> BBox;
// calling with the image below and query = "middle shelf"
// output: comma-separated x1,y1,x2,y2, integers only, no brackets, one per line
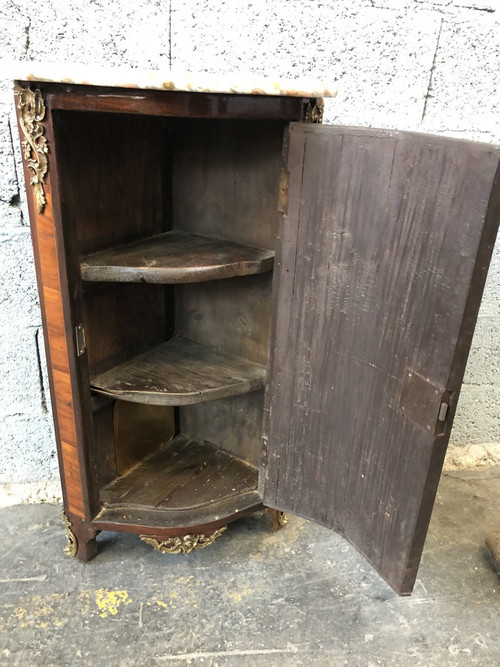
81,230,275,284
91,336,267,405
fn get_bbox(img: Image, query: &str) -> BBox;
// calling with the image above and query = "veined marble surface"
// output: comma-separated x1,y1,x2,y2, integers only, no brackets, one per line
8,61,337,98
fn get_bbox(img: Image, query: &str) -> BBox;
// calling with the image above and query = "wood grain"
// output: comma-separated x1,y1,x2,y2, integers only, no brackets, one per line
181,392,265,467
96,434,260,528
46,85,305,121
36,212,61,291
61,441,85,517
81,282,169,378
52,369,77,445
42,286,70,373
263,124,500,594
20,168,85,518
172,119,284,249
173,119,283,462
101,435,258,509
53,111,166,256
92,501,264,534
114,401,175,475
81,231,274,283
91,336,266,405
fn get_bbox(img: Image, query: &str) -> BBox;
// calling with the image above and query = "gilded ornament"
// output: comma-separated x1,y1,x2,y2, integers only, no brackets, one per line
304,98,324,124
62,511,78,558
277,511,288,527
140,527,227,555
14,86,48,213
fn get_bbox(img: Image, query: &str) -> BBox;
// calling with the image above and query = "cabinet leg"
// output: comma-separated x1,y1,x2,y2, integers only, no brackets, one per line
264,508,288,532
62,511,99,562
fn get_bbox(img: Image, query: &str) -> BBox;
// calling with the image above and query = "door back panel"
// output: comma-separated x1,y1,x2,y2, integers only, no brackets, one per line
262,124,500,594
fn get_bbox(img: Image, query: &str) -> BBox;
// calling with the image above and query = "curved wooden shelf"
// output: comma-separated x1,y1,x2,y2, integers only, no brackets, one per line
90,336,266,405
93,435,261,530
81,230,274,284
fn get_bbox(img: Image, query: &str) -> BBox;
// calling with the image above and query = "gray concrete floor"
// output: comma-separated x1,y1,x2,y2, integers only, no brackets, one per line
1,468,499,666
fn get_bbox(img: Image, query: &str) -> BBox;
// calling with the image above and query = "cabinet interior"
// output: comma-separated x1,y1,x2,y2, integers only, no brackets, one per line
53,110,285,526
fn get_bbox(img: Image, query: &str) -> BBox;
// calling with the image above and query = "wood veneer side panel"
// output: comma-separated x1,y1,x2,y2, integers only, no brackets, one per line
14,85,89,520
44,105,97,520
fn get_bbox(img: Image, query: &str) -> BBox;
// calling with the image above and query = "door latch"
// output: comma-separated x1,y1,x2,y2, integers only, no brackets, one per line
435,391,452,436
437,402,448,422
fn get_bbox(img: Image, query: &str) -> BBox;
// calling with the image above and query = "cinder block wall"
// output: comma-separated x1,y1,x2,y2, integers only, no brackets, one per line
1,0,499,500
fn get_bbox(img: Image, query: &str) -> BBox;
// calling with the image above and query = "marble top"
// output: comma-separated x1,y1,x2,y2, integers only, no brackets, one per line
9,61,337,98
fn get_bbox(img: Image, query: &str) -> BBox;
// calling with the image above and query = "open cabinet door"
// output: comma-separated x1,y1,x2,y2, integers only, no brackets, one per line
262,124,500,594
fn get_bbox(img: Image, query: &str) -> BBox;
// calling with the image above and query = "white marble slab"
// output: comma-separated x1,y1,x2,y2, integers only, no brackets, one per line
7,61,337,98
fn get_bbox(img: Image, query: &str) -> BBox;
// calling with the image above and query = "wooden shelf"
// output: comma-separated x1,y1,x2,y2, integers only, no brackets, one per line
91,336,266,405
81,231,274,284
93,435,261,529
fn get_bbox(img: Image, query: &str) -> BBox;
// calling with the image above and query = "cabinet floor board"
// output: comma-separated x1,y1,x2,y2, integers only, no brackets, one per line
94,435,260,529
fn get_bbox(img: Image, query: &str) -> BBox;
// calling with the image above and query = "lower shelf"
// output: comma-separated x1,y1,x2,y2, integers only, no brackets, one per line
93,435,262,530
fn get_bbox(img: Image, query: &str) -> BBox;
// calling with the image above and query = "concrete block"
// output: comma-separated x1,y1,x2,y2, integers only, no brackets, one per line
0,117,19,207
477,238,500,318
451,384,500,445
22,1,170,69
420,13,500,140
464,316,500,385
0,413,57,483
453,1,498,11
416,0,498,10
7,106,31,228
415,0,452,6
371,1,411,10
0,325,45,417
0,228,40,328
0,479,62,507
0,0,31,62
0,199,22,228
171,1,442,129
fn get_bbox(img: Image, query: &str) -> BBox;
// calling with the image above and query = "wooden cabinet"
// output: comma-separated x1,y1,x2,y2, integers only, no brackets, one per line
14,69,500,595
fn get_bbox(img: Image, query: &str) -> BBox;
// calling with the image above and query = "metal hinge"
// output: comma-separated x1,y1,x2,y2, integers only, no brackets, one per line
278,170,289,215
75,324,86,357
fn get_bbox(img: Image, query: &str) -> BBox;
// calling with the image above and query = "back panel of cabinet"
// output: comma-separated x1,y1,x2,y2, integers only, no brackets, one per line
172,118,285,465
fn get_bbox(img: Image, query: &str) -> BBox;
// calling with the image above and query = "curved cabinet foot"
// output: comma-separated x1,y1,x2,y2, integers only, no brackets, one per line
62,510,99,562
264,508,288,532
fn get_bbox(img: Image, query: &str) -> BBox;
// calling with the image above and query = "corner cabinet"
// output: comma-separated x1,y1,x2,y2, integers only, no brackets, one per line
14,69,500,595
